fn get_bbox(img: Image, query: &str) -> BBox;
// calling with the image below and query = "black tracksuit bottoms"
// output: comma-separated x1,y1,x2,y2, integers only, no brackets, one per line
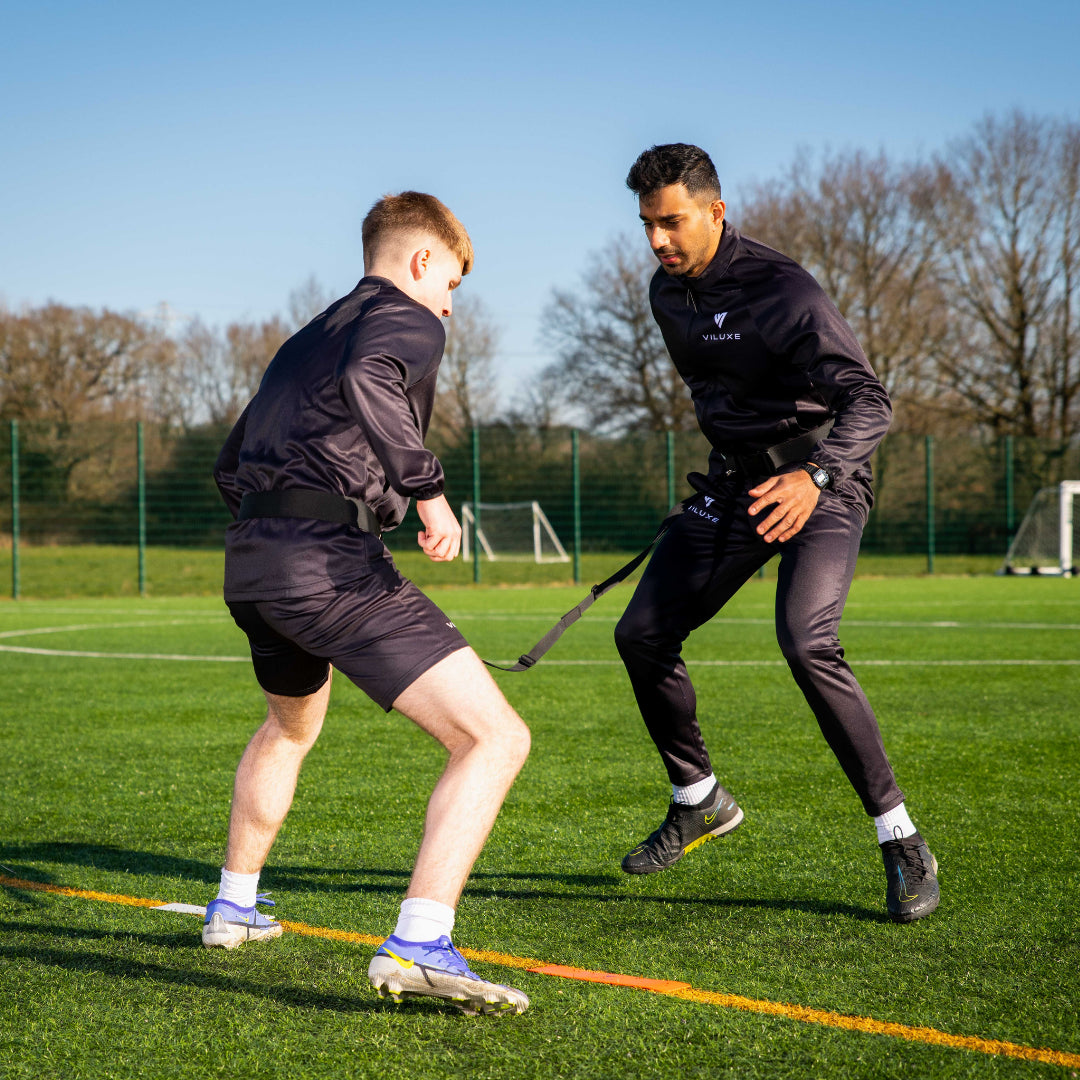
614,479,905,817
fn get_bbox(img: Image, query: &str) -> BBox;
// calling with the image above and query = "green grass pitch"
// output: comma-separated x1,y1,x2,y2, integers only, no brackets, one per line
0,574,1077,1078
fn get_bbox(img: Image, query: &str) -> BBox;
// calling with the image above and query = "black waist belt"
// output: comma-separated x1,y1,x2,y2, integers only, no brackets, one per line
237,490,382,537
718,417,836,479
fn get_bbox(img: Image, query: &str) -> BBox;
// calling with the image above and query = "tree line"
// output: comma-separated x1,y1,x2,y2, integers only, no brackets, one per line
538,110,1080,449
2,110,1077,498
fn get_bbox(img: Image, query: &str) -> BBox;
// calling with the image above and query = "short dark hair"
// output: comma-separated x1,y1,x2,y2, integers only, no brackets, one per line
362,191,473,274
625,144,722,201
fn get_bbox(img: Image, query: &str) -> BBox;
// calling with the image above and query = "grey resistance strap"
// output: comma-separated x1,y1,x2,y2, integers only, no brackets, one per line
485,417,837,673
483,502,685,673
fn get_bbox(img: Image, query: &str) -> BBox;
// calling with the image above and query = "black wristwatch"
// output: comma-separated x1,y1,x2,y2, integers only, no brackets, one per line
799,462,832,490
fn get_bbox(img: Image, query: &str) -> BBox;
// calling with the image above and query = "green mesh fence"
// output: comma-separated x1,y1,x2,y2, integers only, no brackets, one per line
1,418,1078,596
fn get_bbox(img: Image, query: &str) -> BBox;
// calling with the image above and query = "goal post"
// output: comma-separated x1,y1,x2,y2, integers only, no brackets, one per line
1000,480,1080,577
461,501,570,563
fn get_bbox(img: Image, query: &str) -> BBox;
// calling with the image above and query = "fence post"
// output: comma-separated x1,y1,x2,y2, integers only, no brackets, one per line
471,426,481,584
665,429,675,509
10,420,19,600
572,429,582,585
137,421,147,597
925,435,935,575
1005,434,1015,539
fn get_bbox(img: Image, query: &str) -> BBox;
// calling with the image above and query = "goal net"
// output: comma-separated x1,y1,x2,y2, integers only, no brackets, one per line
1001,481,1080,577
461,501,570,563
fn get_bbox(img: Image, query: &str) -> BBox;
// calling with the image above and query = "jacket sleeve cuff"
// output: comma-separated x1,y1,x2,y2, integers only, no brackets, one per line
410,481,445,501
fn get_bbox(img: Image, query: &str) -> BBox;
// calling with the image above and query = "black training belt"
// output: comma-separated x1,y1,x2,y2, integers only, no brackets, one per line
487,419,836,673
716,417,835,479
238,490,382,537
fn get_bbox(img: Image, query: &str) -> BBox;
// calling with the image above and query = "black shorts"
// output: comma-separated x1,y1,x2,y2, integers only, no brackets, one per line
227,558,468,711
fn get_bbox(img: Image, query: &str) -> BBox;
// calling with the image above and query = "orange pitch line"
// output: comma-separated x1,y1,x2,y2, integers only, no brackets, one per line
2,874,1077,1070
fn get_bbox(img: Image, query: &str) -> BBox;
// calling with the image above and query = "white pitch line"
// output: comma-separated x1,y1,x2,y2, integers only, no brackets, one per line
441,614,1080,631
0,643,1077,668
486,658,1080,667
0,618,229,640
0,604,230,617
0,645,249,661
2,615,1078,637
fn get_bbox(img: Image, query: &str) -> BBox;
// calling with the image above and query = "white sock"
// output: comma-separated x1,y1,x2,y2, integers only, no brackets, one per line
673,773,717,806
217,867,259,909
393,897,456,943
874,803,917,844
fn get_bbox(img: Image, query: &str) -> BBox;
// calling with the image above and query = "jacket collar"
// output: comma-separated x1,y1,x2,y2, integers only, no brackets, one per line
676,222,740,290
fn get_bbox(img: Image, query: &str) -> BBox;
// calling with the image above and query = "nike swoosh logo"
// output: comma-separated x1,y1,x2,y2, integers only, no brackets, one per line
382,948,415,970
704,810,718,825
896,865,919,902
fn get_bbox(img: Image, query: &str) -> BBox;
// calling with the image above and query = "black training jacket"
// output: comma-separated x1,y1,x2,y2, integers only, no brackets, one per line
650,223,892,498
214,276,445,600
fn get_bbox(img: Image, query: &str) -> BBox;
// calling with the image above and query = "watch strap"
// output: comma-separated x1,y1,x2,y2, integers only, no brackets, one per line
799,462,832,489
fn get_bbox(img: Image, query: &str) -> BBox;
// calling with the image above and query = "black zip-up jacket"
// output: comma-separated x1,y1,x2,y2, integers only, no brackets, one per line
214,276,445,600
651,223,892,499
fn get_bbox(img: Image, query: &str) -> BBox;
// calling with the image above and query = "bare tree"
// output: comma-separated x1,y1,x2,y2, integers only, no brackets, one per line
0,302,169,425
508,364,573,431
225,318,290,412
154,315,290,429
740,149,947,431
288,274,335,330
539,238,697,434
0,302,174,497
1043,120,1080,445
926,111,1071,438
432,294,500,443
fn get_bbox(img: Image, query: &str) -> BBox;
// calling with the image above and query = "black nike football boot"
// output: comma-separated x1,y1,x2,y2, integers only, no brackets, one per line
881,831,939,922
621,783,743,875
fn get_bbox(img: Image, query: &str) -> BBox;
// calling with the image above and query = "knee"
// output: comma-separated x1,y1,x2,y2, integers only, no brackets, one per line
263,678,331,749
264,710,323,751
614,609,652,659
466,706,530,769
776,626,841,670
504,714,531,769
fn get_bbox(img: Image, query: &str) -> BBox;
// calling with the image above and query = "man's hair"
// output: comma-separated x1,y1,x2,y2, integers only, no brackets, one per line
625,144,722,202
362,191,474,274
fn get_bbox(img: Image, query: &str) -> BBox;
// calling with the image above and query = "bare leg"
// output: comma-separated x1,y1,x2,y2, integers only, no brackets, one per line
391,647,530,908
224,672,333,874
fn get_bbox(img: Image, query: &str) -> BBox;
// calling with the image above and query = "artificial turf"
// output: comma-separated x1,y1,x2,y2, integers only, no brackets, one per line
0,575,1077,1078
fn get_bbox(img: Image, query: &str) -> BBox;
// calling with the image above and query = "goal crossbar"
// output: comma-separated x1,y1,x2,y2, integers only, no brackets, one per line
461,501,570,563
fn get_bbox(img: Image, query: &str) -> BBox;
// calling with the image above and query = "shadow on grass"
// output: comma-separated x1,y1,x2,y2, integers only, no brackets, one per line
0,921,444,1017
1,841,885,922
0,841,620,891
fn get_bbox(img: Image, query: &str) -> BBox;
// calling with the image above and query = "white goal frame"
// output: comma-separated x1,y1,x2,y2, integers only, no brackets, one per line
461,500,570,563
1001,480,1080,577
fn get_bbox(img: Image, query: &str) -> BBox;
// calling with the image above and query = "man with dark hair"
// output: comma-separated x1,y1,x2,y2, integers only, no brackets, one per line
615,144,939,923
205,191,532,1014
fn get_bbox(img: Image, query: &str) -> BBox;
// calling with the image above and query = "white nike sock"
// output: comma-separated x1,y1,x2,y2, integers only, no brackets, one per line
393,897,456,943
217,868,259,909
874,803,917,844
673,773,717,806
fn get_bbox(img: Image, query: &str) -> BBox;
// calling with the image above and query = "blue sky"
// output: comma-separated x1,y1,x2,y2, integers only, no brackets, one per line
1,0,1077,401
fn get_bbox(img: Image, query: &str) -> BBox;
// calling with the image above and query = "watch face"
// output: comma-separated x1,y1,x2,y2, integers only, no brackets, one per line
812,468,829,488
